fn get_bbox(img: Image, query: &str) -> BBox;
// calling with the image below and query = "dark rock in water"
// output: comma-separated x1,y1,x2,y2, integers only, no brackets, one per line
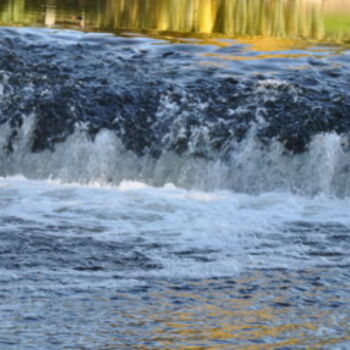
0,29,349,159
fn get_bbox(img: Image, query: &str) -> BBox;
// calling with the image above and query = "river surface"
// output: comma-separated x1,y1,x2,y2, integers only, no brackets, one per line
1,0,350,349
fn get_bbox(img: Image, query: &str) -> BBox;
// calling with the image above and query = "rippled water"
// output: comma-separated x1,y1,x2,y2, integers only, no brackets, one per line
1,0,350,348
1,177,350,349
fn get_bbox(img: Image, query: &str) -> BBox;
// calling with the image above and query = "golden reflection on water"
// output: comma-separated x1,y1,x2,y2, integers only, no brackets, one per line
0,0,350,47
110,272,350,349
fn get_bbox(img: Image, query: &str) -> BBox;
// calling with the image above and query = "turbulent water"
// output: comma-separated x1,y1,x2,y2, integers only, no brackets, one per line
1,27,350,349
1,28,350,195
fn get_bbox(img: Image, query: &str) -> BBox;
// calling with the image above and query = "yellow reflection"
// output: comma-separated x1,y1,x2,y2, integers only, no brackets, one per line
122,273,350,349
0,0,350,47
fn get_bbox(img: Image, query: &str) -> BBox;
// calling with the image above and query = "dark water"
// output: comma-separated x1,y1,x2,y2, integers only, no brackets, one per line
1,1,350,349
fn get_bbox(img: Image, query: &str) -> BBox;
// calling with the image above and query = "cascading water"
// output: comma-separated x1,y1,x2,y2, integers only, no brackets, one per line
1,28,350,196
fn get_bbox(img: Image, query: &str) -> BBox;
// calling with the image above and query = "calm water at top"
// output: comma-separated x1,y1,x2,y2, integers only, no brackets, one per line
1,0,350,51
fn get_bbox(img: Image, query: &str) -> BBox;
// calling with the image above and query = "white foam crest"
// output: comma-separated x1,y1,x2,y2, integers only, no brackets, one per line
1,115,350,196
226,132,350,196
2,176,350,279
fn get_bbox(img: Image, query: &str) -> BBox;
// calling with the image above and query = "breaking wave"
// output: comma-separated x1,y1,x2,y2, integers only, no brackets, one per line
1,28,350,195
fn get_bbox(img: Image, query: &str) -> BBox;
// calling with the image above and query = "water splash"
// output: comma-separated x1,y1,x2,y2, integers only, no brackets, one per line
0,28,350,195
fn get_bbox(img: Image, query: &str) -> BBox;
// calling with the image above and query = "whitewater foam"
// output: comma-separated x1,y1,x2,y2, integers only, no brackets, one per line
1,115,350,196
1,176,350,280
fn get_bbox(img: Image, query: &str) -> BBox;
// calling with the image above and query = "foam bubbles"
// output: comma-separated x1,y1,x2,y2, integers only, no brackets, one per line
1,116,350,196
1,176,350,280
